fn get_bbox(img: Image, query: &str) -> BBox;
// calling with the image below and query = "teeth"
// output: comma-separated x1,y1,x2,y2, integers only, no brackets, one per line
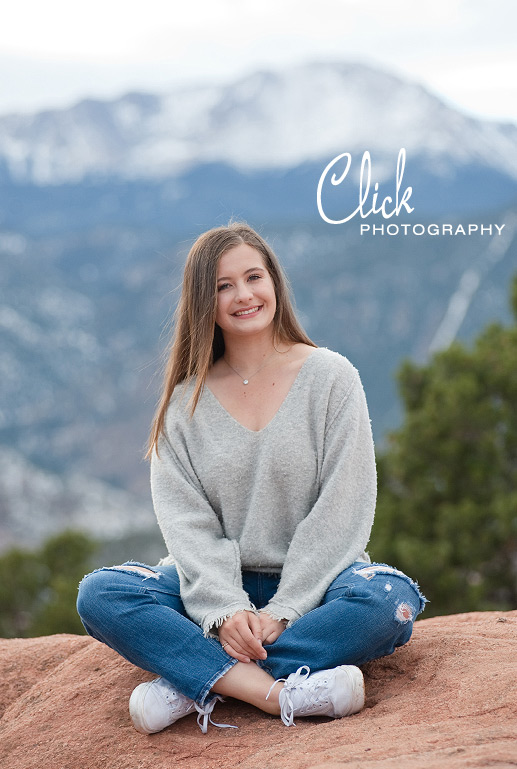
235,306,260,316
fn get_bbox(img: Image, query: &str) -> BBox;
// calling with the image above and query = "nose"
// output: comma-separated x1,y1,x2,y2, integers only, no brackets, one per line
235,280,254,302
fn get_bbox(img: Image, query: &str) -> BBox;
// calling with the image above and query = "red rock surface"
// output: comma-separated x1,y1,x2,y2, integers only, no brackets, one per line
1,611,516,769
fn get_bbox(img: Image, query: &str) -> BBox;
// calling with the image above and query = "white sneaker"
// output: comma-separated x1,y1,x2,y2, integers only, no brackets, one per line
129,677,236,734
267,665,365,726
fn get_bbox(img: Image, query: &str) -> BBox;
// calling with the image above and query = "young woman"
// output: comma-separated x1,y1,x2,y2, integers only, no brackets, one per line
77,222,426,734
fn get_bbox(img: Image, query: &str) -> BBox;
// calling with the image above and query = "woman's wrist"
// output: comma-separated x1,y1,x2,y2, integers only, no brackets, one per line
259,609,288,625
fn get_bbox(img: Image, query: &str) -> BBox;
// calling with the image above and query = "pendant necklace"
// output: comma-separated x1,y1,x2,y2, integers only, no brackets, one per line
223,352,277,385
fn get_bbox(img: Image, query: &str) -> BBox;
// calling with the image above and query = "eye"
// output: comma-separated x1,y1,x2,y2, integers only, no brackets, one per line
248,274,262,281
217,282,230,291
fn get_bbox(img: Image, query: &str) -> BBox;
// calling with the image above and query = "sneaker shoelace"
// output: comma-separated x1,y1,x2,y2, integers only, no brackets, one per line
194,695,238,734
266,665,318,727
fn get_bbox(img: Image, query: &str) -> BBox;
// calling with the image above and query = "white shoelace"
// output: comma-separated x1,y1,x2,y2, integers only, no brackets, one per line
194,695,238,734
265,665,312,727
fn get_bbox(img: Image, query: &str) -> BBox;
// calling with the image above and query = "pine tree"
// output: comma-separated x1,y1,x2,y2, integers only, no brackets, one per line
370,276,517,616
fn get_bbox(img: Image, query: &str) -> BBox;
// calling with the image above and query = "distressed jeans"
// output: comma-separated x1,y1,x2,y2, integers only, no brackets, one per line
76,561,427,706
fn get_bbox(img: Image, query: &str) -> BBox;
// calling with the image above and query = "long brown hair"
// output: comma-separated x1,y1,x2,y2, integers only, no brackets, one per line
146,221,316,458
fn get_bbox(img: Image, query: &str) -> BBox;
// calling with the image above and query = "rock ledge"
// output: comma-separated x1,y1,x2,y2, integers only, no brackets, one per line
1,611,516,769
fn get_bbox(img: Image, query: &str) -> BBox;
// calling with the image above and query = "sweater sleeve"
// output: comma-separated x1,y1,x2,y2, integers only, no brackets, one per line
151,431,255,636
261,369,377,626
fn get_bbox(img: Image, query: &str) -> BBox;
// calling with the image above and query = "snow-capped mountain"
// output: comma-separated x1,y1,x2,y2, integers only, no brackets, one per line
1,60,517,185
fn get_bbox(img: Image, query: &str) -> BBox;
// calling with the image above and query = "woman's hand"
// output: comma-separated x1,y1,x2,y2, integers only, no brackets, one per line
219,610,267,663
258,613,287,645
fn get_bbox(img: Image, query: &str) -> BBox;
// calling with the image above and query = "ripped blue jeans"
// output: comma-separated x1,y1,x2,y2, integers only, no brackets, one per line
76,561,427,707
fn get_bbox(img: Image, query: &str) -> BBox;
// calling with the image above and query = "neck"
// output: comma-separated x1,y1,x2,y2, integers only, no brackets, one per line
222,330,286,373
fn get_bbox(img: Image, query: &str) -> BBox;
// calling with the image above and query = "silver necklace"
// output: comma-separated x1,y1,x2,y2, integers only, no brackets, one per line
223,353,277,385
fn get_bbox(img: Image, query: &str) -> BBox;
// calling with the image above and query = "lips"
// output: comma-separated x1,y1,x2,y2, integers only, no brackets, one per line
233,305,263,317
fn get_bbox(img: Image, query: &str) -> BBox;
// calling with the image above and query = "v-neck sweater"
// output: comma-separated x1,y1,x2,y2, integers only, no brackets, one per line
151,347,377,636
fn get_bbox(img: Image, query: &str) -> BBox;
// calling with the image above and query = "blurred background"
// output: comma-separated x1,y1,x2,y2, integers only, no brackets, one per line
1,0,516,635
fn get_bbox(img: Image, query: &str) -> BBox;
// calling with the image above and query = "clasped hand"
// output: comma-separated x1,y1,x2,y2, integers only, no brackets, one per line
218,611,287,663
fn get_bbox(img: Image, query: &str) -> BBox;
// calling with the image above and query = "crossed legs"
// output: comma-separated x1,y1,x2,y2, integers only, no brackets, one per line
77,561,425,724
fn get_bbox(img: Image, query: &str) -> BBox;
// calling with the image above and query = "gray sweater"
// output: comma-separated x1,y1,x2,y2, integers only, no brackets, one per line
151,347,376,636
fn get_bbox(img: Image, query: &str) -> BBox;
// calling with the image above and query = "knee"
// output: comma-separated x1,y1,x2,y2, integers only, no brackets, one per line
77,563,162,626
350,565,426,626
386,577,424,634
360,588,419,660
394,600,417,625
377,582,420,628
375,584,420,652
76,568,118,625
354,575,421,642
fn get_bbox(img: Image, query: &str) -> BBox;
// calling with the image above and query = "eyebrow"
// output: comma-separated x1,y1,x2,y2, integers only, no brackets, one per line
217,267,266,282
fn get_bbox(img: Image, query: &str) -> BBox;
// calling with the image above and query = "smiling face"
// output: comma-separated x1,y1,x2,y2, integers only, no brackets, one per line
215,243,277,341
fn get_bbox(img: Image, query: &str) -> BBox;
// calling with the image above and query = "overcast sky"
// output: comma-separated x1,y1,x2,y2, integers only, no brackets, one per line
1,0,516,123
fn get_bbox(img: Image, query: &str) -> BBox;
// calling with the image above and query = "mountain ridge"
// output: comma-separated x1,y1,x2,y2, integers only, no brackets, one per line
1,60,517,185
